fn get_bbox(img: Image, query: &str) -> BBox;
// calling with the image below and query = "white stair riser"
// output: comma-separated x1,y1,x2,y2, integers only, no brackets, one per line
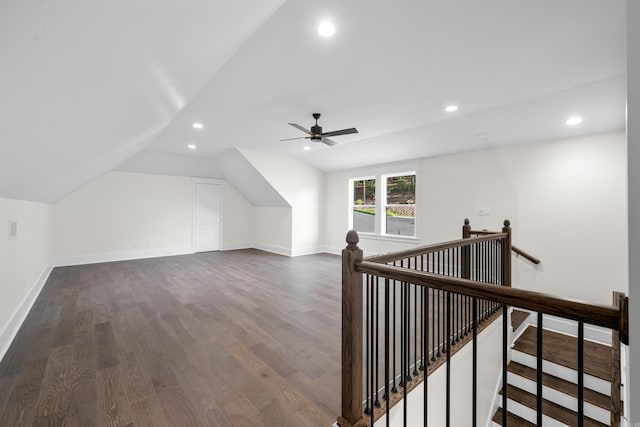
498,397,571,427
511,349,610,395
507,372,610,425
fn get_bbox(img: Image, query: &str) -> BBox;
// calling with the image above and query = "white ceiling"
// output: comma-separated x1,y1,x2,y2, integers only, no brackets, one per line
0,0,626,203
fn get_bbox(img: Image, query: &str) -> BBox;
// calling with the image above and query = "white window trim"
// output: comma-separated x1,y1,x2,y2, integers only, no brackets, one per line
348,162,420,240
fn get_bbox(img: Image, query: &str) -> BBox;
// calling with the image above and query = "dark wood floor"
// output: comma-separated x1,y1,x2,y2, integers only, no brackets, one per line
0,250,343,427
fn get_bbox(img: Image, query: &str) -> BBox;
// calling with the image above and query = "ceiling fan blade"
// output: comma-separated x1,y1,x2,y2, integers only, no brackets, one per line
322,127,358,138
288,123,311,134
321,138,337,146
280,136,310,141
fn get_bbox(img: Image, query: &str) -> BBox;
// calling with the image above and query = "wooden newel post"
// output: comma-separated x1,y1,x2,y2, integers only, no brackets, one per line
501,219,512,287
338,230,366,427
461,218,471,279
610,291,628,427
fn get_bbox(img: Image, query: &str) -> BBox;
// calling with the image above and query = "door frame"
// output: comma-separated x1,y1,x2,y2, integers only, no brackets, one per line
192,177,224,252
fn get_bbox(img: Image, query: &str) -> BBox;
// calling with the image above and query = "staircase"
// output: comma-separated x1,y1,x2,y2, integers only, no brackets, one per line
491,311,619,426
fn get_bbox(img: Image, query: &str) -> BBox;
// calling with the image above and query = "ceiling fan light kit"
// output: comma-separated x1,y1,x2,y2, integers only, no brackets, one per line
280,113,358,147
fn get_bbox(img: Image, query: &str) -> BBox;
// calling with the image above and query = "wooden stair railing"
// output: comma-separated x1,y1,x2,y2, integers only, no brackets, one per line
466,219,541,265
337,219,628,427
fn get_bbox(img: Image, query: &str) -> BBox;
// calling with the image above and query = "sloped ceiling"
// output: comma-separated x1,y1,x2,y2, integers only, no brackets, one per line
0,0,286,202
0,0,626,203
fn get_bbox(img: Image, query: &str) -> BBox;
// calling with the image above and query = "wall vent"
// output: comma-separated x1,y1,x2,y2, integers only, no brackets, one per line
8,220,17,240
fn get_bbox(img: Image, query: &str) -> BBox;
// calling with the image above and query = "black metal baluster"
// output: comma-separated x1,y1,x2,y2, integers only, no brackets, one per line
446,291,451,427
450,250,456,345
406,281,412,382
431,286,436,362
400,281,405,389
403,282,408,427
578,321,584,427
385,278,390,427
436,281,441,357
392,268,397,393
502,304,508,427
423,282,428,425
420,255,424,371
537,313,543,426
375,277,380,408
414,282,418,377
365,275,371,415
439,285,444,356
370,276,376,416
472,297,478,427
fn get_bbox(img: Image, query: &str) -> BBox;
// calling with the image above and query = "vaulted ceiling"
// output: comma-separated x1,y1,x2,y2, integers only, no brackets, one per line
0,0,626,203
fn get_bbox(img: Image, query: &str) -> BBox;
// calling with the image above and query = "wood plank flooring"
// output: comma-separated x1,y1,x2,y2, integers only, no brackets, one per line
513,326,612,381
0,250,343,427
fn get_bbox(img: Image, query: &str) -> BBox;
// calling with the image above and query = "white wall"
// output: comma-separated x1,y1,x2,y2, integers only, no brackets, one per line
0,198,51,359
325,132,626,305
222,182,255,250
424,132,627,305
52,171,193,264
375,316,503,427
254,207,292,255
241,148,324,256
52,171,258,264
626,0,639,423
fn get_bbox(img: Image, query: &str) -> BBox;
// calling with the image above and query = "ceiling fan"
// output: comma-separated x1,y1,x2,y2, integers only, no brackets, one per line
280,113,358,146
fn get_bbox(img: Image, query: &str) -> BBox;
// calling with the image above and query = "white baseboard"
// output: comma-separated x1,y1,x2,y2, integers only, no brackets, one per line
517,309,611,345
253,243,292,257
0,266,52,363
52,247,195,267
221,242,252,251
317,245,341,256
291,245,326,257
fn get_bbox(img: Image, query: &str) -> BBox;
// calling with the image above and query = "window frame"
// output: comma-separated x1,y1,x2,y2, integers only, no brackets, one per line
348,164,419,241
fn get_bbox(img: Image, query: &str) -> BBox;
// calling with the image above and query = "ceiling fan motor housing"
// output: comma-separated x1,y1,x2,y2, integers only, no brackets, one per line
310,124,323,139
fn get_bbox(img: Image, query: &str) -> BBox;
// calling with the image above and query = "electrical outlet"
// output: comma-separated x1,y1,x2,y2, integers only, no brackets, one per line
8,220,17,240
478,208,491,216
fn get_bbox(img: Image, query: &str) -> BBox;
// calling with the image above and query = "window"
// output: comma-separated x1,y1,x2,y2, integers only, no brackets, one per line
352,178,376,233
385,174,416,236
349,171,417,238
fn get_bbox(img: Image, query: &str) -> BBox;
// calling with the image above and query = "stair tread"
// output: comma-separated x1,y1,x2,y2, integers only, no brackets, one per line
500,384,607,427
492,407,535,427
508,361,610,409
512,326,612,382
511,310,530,331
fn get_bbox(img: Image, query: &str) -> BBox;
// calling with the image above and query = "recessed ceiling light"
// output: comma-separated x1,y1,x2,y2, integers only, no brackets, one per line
445,105,458,113
303,146,311,151
187,144,197,150
192,122,204,129
318,21,336,37
566,116,582,126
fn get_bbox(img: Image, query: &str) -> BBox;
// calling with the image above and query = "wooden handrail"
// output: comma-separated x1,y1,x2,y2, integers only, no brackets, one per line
512,245,540,265
469,225,540,265
355,261,629,341
364,233,508,264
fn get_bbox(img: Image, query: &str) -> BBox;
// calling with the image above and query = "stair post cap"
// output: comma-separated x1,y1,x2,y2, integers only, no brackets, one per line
346,230,360,249
503,219,511,227
464,218,470,225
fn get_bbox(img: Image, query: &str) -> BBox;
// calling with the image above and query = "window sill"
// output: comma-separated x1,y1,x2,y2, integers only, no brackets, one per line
357,233,421,243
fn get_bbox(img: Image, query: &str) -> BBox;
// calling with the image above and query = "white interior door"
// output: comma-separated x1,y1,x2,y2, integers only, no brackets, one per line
194,183,222,252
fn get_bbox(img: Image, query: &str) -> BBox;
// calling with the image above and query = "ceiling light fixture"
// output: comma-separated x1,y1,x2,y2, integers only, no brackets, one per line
566,116,582,126
187,144,197,149
445,105,458,113
318,21,336,37
192,122,204,129
303,146,311,151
